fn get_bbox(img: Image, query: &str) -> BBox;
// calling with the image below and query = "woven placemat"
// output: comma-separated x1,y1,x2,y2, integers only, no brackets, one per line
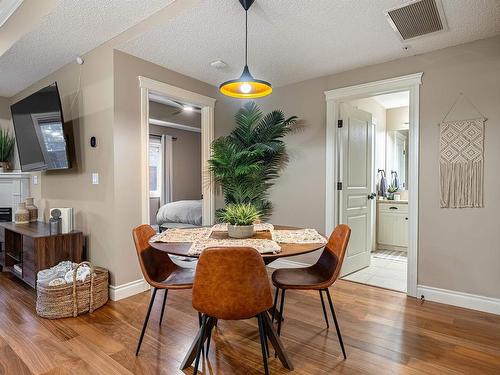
187,239,281,256
150,227,212,243
271,229,327,244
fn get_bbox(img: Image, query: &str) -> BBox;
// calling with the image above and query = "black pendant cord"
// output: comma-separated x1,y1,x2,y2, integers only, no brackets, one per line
245,10,248,66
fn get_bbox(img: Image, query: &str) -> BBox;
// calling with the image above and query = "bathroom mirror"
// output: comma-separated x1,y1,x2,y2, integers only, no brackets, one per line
386,129,408,189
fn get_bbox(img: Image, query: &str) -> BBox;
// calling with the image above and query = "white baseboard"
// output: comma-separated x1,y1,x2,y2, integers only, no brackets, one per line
268,259,311,269
109,278,150,301
417,285,500,315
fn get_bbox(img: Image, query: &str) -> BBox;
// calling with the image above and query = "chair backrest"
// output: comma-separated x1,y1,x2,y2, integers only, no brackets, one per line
314,224,351,287
132,224,177,287
192,247,273,320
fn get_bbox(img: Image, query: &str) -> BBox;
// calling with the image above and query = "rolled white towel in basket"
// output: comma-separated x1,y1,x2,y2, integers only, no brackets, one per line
64,265,91,284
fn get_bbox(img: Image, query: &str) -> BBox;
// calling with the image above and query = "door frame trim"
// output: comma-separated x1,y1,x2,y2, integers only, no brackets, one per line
139,76,216,226
324,72,422,297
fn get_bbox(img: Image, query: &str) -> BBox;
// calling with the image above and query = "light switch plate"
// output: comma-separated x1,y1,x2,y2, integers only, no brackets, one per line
92,173,99,185
32,175,38,185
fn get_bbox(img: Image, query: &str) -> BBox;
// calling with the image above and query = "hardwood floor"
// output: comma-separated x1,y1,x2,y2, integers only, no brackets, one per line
0,272,499,374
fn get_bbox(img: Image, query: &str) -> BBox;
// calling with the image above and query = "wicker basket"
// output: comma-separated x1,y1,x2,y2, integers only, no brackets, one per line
36,262,109,319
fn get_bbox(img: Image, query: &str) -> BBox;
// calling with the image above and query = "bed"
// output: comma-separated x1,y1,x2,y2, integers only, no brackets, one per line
156,200,202,231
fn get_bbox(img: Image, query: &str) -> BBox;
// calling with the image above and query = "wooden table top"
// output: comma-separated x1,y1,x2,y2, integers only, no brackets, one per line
150,225,325,260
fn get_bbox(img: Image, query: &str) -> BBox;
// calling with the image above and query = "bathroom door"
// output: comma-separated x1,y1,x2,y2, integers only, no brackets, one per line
338,104,374,277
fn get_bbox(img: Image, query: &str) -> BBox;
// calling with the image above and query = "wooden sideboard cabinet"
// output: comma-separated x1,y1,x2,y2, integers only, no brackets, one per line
0,222,84,288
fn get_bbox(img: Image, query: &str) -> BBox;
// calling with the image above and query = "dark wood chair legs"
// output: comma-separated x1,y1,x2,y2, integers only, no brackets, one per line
319,290,329,328
325,288,346,359
136,287,158,356
257,313,270,375
159,289,168,326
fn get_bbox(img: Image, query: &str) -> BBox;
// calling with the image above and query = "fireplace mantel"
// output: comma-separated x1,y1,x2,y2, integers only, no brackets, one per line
0,172,31,221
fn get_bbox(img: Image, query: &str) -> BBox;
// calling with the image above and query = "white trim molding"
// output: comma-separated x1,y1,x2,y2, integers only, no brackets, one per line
324,72,423,298
139,76,216,226
324,73,423,101
139,76,216,107
109,279,150,301
418,285,500,315
149,118,202,133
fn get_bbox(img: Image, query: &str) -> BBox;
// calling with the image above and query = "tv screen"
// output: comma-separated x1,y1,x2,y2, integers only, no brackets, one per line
10,83,71,171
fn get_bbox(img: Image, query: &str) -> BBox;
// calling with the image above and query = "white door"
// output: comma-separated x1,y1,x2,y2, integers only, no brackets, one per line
338,104,374,277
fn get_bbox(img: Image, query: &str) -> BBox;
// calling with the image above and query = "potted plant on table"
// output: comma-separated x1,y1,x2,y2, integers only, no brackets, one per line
218,203,260,239
0,128,15,172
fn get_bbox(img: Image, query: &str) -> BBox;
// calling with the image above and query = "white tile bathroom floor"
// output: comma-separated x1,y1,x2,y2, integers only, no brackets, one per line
342,253,407,292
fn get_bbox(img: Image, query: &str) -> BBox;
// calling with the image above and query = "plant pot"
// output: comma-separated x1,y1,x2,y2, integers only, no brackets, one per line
227,224,255,239
0,161,11,172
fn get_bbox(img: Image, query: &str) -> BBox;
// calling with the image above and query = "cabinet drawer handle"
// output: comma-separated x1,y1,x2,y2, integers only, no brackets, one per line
389,206,398,210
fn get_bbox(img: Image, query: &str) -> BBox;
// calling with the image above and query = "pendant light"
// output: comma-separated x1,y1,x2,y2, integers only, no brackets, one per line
219,0,272,99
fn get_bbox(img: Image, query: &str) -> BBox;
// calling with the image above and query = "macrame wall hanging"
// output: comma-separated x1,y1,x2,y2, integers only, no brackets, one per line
439,93,487,208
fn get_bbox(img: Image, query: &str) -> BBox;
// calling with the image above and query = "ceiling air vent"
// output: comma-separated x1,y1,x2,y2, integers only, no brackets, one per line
385,0,448,41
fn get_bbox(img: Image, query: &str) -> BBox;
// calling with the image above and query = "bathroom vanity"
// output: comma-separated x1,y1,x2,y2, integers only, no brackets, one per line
377,200,408,251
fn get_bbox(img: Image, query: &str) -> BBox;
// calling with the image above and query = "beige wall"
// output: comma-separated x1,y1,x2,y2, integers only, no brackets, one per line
149,124,202,201
0,97,11,127
112,50,234,285
8,47,234,287
8,28,500,300
11,46,116,277
221,36,500,299
387,106,409,131
0,97,18,170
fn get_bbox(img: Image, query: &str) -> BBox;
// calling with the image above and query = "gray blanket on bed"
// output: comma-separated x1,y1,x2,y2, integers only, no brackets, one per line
156,200,202,227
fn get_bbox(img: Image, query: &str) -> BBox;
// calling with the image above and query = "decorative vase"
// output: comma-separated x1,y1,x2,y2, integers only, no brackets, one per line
25,197,38,222
14,202,30,224
227,224,255,239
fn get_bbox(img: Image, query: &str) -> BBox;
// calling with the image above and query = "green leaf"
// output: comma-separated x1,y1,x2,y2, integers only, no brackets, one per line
208,102,298,219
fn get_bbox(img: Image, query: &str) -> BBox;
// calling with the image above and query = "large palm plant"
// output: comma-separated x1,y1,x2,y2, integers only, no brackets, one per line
209,102,297,219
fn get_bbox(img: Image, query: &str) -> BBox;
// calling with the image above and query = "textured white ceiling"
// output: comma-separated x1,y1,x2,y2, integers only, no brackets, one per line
373,91,409,109
119,0,500,89
1,0,499,98
0,0,173,97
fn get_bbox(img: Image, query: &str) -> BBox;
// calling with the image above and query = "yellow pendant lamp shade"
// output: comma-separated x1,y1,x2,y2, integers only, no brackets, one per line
220,66,272,99
219,0,272,99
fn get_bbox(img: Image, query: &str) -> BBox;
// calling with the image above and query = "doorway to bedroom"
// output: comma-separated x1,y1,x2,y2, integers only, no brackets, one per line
139,76,216,231
148,93,203,232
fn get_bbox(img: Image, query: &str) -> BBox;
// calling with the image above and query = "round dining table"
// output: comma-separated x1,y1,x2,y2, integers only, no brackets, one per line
149,225,326,264
149,225,327,371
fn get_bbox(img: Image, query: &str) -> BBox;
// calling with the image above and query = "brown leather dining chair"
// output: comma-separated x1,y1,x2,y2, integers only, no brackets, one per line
132,224,195,356
191,247,275,375
271,224,351,359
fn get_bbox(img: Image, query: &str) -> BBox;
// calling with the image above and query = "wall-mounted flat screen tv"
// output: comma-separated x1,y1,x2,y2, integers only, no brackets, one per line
10,83,71,171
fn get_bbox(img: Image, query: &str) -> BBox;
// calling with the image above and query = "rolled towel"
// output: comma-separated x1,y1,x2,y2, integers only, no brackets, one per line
64,266,91,284
48,278,66,287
